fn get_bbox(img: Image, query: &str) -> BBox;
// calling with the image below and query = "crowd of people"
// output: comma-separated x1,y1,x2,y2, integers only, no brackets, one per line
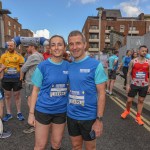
0,30,150,150
106,46,150,126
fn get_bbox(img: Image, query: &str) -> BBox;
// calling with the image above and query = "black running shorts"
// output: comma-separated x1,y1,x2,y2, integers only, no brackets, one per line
128,84,148,98
34,109,66,125
67,116,96,141
108,69,116,80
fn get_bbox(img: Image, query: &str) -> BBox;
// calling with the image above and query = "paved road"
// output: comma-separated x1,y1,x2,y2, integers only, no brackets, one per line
0,89,150,150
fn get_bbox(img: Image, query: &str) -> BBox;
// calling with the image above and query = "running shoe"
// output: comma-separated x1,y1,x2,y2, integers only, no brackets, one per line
23,125,35,134
106,90,109,94
135,117,144,126
121,110,130,119
17,113,25,121
2,114,13,122
0,130,11,139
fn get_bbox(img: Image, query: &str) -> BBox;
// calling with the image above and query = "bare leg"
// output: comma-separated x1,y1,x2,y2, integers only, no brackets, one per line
4,90,12,114
109,80,116,93
50,123,66,149
70,136,83,150
13,90,21,113
137,96,145,114
85,140,96,150
34,121,50,150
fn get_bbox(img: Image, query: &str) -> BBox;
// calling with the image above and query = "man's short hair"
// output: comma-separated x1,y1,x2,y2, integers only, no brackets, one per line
139,45,148,52
68,30,86,43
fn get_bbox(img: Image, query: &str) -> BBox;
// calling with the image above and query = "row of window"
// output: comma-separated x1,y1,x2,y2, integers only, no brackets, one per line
8,21,21,31
89,43,110,48
91,25,150,33
8,29,20,37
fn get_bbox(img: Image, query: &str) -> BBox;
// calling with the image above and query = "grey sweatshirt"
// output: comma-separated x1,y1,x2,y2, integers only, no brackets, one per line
21,52,44,84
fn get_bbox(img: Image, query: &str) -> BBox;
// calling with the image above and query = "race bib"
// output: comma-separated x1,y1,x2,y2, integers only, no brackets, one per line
69,90,85,106
136,72,146,79
6,68,17,74
50,84,67,97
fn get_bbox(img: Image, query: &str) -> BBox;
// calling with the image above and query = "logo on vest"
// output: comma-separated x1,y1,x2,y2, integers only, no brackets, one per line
80,69,90,73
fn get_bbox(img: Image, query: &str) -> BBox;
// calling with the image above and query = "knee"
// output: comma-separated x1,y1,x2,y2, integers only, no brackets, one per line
51,140,61,149
138,99,144,103
72,143,82,150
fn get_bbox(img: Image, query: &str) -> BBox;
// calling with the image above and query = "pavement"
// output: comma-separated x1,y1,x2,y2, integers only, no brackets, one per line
113,74,150,112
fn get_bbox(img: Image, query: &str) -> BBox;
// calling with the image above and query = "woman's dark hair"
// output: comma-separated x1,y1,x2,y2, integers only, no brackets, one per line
131,51,138,59
126,50,131,55
49,35,66,47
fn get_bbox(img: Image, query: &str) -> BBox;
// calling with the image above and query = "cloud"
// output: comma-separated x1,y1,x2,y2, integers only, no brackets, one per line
80,0,97,4
116,0,142,17
67,0,97,7
33,29,50,39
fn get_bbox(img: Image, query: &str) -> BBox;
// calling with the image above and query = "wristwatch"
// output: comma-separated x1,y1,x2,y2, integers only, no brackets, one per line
96,116,103,122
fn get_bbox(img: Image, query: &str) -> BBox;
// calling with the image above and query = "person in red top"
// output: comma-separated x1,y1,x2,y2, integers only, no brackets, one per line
43,45,52,60
121,45,150,125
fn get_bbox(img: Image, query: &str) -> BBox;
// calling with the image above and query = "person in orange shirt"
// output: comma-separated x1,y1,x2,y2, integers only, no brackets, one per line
0,41,25,122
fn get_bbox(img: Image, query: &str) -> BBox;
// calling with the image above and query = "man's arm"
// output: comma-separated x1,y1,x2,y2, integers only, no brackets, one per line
92,82,106,137
0,64,6,73
126,60,133,93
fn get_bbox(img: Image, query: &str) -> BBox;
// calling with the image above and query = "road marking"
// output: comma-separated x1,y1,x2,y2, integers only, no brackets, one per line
108,95,150,132
113,96,150,126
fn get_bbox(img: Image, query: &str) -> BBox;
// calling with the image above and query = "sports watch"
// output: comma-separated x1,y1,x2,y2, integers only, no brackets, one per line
96,116,103,122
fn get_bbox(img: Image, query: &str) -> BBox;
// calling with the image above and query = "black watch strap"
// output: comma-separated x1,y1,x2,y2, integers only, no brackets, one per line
96,116,103,122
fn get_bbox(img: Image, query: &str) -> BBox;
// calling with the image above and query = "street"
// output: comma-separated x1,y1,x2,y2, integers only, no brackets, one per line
0,89,150,150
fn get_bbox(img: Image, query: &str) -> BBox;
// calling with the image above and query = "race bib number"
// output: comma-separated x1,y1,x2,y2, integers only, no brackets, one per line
50,84,67,97
6,68,17,74
136,72,145,79
69,90,85,106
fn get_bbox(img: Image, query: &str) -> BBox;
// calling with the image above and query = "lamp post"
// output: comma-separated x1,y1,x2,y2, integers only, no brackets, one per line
0,1,11,49
96,7,103,60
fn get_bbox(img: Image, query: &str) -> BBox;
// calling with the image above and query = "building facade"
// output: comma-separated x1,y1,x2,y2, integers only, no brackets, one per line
21,29,33,37
82,8,150,55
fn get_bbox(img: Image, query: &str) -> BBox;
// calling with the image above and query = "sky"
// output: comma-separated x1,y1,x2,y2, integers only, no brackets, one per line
1,0,150,40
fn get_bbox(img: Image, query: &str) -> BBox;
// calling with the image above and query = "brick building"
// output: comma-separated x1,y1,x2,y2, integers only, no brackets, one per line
21,29,33,37
0,1,33,53
82,8,150,55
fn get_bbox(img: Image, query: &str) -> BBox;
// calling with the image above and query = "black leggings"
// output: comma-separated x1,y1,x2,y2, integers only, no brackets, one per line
122,67,128,86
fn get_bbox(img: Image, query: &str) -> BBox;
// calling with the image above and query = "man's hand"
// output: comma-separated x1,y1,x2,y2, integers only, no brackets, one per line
126,84,131,93
91,120,103,138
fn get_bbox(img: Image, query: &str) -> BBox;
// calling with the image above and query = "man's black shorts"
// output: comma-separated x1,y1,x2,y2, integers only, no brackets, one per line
108,69,116,80
35,109,66,125
67,116,96,141
1,78,22,91
128,84,148,98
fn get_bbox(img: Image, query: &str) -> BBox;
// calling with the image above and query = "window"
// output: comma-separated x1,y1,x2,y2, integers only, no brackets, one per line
14,25,16,29
8,21,11,26
105,43,110,48
89,43,98,48
18,27,20,31
106,26,114,30
90,25,98,29
120,25,125,32
149,26,150,31
14,32,16,37
90,34,98,39
8,29,11,36
105,35,110,39
129,26,136,31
